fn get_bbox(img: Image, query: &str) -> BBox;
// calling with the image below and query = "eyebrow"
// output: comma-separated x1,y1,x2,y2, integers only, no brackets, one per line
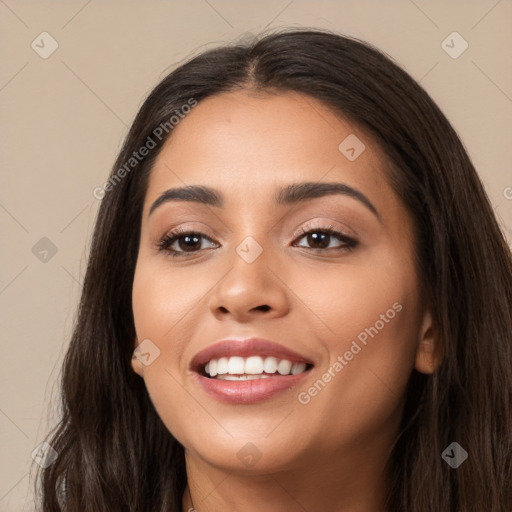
148,182,380,220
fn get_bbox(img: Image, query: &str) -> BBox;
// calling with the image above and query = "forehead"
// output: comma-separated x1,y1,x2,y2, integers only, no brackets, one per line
144,90,390,210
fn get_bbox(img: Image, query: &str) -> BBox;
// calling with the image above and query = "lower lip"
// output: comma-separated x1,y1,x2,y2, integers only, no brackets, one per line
194,371,312,404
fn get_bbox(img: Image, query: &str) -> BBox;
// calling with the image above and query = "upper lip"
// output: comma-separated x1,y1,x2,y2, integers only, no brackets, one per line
190,338,315,372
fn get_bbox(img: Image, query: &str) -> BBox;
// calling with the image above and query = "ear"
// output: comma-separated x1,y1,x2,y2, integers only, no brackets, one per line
131,339,145,378
414,308,443,374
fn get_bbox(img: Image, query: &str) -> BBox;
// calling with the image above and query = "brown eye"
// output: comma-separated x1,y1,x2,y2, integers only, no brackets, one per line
174,234,202,252
157,231,218,257
293,228,357,251
302,232,331,249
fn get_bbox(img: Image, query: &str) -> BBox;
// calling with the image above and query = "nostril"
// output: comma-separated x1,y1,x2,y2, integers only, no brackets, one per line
255,305,271,312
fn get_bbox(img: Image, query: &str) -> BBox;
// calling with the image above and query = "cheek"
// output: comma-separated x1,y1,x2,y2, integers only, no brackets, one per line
296,295,419,450
291,259,419,435
131,258,219,446
132,258,201,342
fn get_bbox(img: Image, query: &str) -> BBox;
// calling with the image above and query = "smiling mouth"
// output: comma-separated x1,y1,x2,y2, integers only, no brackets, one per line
201,355,314,380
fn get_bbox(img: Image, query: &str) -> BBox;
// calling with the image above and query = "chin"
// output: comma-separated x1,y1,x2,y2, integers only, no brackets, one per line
182,428,309,474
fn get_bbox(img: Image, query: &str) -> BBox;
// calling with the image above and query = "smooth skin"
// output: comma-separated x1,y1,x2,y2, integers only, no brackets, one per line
131,90,442,512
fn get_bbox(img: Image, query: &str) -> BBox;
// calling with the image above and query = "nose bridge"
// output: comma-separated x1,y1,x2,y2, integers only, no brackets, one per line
208,233,289,321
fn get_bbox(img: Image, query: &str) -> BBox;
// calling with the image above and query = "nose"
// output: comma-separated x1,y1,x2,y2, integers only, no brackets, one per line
208,248,290,323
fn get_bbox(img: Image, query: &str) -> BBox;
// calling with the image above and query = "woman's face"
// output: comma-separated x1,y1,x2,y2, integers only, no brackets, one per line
131,90,436,474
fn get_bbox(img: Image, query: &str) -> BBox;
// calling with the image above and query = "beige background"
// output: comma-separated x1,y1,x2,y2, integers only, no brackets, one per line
1,0,511,509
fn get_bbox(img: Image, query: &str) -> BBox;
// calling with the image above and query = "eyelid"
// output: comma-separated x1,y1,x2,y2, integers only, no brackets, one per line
291,219,357,240
160,223,216,241
160,221,353,242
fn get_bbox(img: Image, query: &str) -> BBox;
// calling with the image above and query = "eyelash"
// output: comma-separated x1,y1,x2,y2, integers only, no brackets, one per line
157,224,358,258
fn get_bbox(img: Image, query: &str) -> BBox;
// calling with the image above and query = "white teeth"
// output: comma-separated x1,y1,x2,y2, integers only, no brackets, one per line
228,356,245,374
277,359,292,375
217,357,228,374
203,355,309,379
245,356,264,374
263,356,278,374
216,374,271,381
291,362,307,375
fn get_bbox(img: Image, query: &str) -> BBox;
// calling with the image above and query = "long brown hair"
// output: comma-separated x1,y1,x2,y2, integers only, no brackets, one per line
37,28,512,511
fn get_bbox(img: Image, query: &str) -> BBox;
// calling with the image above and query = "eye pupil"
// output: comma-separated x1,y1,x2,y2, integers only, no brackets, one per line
308,232,329,249
179,235,201,251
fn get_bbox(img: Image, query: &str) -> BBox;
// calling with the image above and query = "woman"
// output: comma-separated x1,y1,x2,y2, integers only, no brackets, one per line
37,29,512,511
